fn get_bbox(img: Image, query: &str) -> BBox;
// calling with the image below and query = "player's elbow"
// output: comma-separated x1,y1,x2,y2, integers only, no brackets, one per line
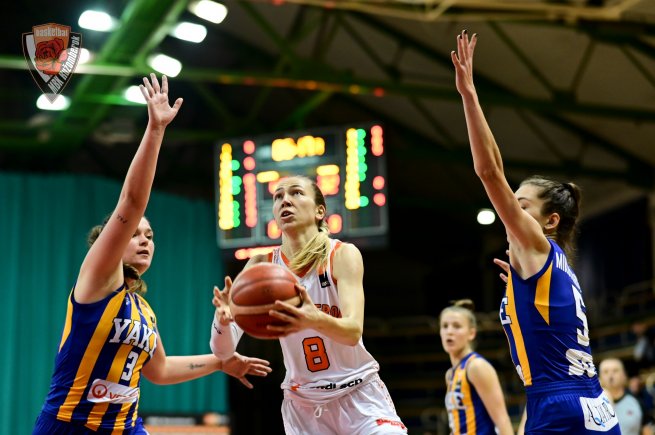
344,326,363,346
474,164,502,182
142,367,167,385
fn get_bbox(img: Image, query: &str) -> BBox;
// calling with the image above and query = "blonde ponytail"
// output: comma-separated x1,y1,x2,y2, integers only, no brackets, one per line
289,221,331,274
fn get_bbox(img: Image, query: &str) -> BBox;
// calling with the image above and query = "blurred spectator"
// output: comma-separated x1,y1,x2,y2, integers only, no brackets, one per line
630,375,655,428
633,322,655,370
599,358,653,435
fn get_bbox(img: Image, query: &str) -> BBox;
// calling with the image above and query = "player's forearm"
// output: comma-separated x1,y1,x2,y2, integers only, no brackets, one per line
312,313,362,346
119,123,166,211
151,354,222,385
494,416,514,435
461,92,504,178
210,319,242,358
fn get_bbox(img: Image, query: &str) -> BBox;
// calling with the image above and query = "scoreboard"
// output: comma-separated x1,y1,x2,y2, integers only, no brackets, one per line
215,124,388,255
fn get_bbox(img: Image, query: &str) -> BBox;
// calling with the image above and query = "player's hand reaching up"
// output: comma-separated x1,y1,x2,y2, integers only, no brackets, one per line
451,29,478,98
213,277,234,325
139,73,183,128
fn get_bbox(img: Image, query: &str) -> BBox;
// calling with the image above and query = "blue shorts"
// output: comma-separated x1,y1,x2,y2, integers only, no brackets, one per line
526,388,621,434
33,411,149,435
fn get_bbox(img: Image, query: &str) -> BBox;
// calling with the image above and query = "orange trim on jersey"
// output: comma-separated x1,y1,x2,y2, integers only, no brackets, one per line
505,275,532,386
59,291,74,352
329,241,343,285
266,251,273,263
534,263,553,325
280,249,290,266
57,291,126,422
280,249,311,278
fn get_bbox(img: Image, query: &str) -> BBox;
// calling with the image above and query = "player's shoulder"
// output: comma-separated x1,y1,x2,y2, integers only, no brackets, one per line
332,240,361,258
466,354,496,378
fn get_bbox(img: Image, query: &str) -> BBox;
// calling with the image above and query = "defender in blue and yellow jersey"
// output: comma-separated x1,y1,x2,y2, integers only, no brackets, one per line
441,300,513,435
446,353,497,435
501,239,620,433
452,29,620,434
33,74,271,435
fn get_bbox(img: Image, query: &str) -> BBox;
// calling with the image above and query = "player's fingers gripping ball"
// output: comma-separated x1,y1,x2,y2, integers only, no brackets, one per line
229,263,301,339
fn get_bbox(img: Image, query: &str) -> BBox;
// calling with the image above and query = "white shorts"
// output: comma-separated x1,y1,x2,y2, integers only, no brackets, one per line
281,374,407,435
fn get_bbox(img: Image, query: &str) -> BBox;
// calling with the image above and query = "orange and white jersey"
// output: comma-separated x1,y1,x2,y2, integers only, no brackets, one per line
272,239,379,403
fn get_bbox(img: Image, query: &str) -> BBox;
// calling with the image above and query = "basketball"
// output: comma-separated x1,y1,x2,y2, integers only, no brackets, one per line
229,262,301,339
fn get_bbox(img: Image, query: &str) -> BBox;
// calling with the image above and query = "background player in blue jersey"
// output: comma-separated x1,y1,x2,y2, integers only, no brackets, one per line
452,30,621,434
441,299,514,435
33,74,271,435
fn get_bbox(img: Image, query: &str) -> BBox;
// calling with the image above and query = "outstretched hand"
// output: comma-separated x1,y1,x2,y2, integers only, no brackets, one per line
451,29,478,97
493,249,510,283
221,352,272,389
212,277,234,325
139,73,183,128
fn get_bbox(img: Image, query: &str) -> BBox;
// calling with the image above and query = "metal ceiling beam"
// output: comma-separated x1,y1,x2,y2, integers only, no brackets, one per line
233,3,340,130
275,90,333,130
4,55,655,120
349,12,654,186
44,0,189,150
329,90,644,188
261,0,647,23
396,145,640,185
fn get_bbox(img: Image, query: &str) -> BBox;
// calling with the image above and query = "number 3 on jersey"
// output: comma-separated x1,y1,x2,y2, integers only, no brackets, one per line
303,336,330,372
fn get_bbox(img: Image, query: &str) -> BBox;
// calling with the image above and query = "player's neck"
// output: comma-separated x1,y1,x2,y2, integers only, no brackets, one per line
282,228,319,258
449,347,473,367
606,387,625,401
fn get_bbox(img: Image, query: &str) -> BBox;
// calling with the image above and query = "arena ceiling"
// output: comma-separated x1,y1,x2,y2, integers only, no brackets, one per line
2,0,655,260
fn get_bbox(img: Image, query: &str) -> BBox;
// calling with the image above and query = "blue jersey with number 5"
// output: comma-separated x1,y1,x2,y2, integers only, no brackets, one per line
499,239,598,389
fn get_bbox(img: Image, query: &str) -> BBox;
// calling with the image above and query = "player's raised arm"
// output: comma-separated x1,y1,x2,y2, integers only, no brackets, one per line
451,31,549,256
75,74,183,304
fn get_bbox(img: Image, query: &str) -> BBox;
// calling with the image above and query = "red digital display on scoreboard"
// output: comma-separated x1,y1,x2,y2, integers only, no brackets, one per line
215,124,388,253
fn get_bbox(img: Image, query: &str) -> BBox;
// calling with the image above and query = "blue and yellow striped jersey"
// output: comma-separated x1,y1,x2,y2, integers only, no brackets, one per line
40,285,158,432
445,352,496,435
500,239,599,392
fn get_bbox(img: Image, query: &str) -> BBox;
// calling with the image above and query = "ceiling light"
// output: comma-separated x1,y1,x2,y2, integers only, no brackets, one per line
78,10,116,32
124,86,147,104
189,0,228,24
477,208,496,225
78,48,93,64
36,94,70,111
170,22,207,43
147,54,182,77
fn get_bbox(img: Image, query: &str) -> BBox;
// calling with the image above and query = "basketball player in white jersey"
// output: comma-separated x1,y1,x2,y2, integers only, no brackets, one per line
210,175,406,435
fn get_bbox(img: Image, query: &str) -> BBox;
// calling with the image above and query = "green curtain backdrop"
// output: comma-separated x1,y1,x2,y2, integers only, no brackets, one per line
0,171,227,434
